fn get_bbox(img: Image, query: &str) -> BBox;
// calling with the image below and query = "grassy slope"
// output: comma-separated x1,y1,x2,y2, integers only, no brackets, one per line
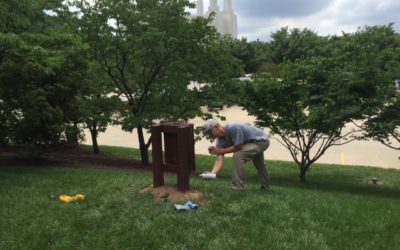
0,145,399,250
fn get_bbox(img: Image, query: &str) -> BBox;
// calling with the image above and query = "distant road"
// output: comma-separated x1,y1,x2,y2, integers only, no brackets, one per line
84,106,400,169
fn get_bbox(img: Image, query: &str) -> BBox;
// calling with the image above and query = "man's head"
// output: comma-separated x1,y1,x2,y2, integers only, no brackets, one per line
203,119,224,138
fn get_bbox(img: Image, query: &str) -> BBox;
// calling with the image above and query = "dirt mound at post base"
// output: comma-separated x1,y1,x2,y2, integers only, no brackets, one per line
141,185,203,203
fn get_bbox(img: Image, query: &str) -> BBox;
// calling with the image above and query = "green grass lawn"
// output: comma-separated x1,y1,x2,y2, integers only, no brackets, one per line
1,146,400,250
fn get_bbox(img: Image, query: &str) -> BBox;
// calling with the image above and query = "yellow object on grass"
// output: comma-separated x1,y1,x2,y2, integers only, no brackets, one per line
59,194,85,203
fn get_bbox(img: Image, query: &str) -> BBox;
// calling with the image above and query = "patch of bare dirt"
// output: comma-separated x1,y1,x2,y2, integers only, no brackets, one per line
141,185,203,203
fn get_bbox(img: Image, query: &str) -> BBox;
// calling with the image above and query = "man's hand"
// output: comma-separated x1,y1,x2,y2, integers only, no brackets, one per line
208,146,223,155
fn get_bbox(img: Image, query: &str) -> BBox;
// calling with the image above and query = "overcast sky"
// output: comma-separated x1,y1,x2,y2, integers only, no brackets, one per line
190,0,400,41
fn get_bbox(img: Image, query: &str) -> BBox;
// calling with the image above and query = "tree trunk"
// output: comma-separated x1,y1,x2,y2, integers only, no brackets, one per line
137,124,149,166
90,123,100,154
299,166,307,182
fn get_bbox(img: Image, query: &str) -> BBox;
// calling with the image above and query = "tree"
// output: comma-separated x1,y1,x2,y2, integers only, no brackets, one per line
70,0,238,165
225,37,261,74
242,58,358,181
78,62,122,154
364,98,400,150
0,0,88,154
352,25,400,151
268,27,328,64
242,25,399,181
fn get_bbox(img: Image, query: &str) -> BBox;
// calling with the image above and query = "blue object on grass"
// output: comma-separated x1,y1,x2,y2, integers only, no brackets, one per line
174,200,199,211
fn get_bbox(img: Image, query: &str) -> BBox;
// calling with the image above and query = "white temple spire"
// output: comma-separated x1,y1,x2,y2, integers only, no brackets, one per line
194,0,237,38
196,0,204,16
210,0,219,12
224,0,232,13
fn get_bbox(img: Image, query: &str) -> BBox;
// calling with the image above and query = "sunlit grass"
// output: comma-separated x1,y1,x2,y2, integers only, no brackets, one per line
1,145,399,249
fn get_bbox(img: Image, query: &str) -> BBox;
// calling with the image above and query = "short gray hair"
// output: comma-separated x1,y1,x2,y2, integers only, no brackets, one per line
203,119,219,135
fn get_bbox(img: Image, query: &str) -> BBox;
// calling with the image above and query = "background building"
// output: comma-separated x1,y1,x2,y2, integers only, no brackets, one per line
195,0,237,38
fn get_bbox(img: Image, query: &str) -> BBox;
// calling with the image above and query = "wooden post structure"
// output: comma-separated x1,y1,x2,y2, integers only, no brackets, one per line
151,123,195,191
151,125,164,187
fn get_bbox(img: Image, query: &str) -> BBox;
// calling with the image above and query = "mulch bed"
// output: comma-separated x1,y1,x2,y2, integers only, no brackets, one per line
0,145,146,171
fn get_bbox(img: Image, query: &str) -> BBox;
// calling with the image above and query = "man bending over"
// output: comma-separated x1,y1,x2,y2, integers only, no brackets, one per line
201,119,270,191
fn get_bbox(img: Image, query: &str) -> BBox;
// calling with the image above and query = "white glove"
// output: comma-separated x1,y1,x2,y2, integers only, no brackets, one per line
199,172,217,179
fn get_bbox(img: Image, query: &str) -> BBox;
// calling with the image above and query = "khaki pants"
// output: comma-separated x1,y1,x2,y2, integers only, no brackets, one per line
232,140,270,190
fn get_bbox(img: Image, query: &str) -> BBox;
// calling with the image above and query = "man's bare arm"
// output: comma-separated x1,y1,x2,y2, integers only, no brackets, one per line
211,154,224,174
210,145,243,155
